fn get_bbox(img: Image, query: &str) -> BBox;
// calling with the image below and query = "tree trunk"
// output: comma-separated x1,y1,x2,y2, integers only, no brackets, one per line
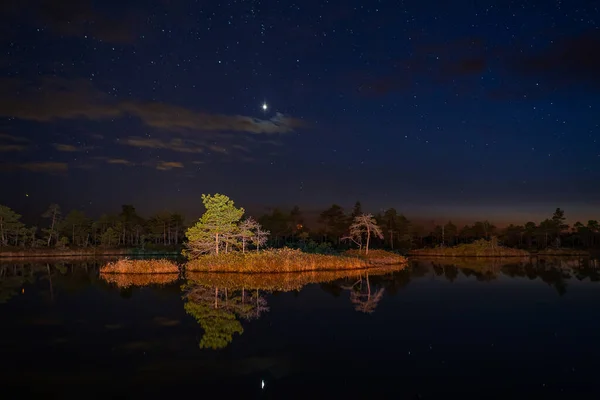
215,232,219,255
366,227,371,255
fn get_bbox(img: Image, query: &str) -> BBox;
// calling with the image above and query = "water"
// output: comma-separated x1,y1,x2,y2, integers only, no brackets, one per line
1,257,600,399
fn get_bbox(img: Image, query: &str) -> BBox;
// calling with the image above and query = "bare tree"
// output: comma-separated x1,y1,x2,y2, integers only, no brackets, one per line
348,213,383,255
238,217,259,253
251,224,270,252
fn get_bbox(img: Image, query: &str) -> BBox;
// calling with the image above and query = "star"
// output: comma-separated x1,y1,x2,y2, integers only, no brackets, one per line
262,102,268,111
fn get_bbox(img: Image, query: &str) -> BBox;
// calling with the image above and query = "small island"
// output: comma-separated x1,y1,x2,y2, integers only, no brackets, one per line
409,238,530,257
184,194,406,273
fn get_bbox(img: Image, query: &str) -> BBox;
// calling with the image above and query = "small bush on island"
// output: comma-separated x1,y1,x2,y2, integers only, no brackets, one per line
410,238,530,257
100,259,180,274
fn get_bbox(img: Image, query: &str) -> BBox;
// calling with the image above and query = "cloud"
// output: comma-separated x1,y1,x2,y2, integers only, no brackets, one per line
0,133,29,151
509,30,600,89
53,143,91,152
0,133,30,143
0,145,26,152
356,37,487,96
156,161,184,171
18,162,68,172
0,0,142,44
106,158,134,166
120,102,305,134
0,77,305,135
0,77,120,121
120,137,204,153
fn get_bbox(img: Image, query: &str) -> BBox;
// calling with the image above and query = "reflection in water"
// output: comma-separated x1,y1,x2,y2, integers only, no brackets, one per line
100,273,179,288
183,283,269,349
2,256,600,396
343,273,384,314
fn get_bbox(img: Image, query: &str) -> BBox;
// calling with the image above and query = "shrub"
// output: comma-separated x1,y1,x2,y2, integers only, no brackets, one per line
186,248,369,272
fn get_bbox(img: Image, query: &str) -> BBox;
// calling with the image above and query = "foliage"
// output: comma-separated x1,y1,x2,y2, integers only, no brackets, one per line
0,205,25,247
345,213,383,254
343,249,407,265
186,248,370,272
410,239,530,257
100,259,180,274
185,194,245,257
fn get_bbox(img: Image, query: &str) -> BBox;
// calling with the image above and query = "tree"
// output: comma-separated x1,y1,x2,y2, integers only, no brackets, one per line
348,213,383,255
551,208,568,247
237,217,267,253
318,204,346,243
42,204,61,246
0,205,25,247
444,221,458,246
251,223,270,252
350,201,363,219
185,194,244,257
60,210,91,246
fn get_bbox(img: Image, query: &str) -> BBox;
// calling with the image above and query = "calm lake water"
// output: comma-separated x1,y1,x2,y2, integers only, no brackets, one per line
2,257,600,399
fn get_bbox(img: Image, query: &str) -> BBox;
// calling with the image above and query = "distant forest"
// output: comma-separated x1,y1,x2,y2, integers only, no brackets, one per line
0,202,598,251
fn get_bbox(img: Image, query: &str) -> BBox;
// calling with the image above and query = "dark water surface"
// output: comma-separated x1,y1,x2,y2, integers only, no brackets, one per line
2,257,600,399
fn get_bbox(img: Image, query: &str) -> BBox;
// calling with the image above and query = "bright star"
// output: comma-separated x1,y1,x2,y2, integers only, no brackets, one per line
262,103,268,111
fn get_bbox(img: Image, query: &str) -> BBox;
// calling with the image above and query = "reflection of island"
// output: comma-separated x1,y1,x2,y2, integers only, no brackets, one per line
100,273,179,288
183,282,269,350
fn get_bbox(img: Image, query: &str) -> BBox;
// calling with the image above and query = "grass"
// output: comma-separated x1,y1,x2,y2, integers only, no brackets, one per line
100,273,179,288
186,264,408,292
409,239,530,257
185,248,408,273
533,248,590,256
99,259,180,274
343,249,406,265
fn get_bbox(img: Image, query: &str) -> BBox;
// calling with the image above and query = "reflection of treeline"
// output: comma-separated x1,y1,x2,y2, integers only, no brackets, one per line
0,261,110,304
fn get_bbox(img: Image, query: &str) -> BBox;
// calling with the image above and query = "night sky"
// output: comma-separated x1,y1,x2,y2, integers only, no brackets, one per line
1,0,598,224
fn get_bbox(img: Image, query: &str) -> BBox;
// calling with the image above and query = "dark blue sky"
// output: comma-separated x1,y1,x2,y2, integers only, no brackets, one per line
0,0,598,224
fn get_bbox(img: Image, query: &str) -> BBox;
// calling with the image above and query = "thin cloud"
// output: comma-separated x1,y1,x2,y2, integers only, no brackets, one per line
53,143,91,152
0,133,30,143
120,136,204,153
0,133,29,151
106,158,134,166
0,77,305,135
20,162,68,172
156,161,184,171
0,145,26,151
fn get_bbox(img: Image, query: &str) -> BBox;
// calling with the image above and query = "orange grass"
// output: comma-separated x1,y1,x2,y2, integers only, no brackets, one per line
100,259,180,274
410,240,530,257
100,273,179,287
186,248,373,272
186,264,407,291
343,249,407,265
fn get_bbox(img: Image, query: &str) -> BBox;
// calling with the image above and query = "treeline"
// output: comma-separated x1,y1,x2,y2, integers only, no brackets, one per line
1,201,598,251
0,204,184,249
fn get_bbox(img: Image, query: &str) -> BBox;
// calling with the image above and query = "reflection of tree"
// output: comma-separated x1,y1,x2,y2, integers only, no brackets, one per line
183,283,269,350
0,265,33,303
344,273,384,314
